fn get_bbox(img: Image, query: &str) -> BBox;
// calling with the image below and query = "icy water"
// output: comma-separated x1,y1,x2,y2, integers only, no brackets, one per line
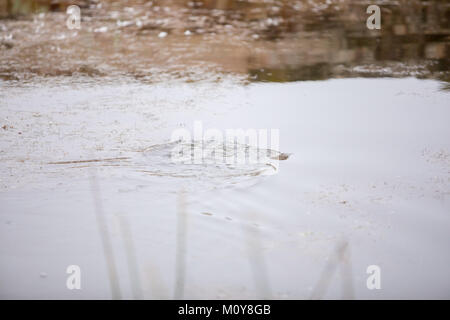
0,0,449,299
1,76,449,299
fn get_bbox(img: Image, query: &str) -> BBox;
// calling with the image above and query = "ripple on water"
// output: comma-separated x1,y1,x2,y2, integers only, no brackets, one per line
48,140,290,192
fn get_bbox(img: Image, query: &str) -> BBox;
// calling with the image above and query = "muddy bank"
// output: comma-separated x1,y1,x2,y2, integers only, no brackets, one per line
0,0,449,82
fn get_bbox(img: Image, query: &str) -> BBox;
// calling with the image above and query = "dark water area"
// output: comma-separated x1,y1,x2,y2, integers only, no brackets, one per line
0,0,449,84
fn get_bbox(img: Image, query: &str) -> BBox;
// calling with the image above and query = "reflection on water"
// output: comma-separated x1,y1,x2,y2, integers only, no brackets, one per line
0,0,449,83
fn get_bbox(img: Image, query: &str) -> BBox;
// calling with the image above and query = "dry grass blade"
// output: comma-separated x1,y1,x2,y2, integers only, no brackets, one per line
89,167,121,300
174,190,188,299
310,239,354,300
118,215,143,300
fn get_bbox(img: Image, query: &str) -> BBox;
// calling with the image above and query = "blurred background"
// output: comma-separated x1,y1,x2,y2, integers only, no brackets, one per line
0,0,449,82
